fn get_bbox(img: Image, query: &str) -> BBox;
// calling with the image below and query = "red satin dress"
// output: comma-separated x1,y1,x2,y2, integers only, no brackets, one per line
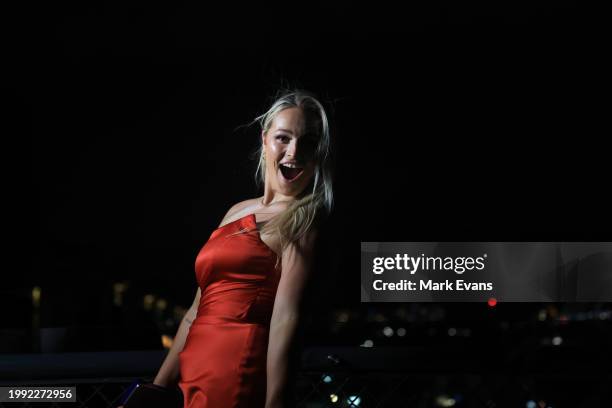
178,213,281,408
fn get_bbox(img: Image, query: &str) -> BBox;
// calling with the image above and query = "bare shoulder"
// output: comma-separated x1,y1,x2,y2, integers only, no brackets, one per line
218,197,262,228
282,225,320,258
297,225,319,252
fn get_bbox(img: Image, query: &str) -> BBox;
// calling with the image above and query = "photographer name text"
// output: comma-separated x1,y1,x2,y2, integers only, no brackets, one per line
371,253,493,292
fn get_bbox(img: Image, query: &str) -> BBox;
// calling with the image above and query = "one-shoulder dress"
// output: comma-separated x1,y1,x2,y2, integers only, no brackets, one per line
178,213,281,408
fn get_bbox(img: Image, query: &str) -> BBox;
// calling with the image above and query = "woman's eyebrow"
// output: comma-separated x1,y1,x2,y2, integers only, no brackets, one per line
275,128,294,134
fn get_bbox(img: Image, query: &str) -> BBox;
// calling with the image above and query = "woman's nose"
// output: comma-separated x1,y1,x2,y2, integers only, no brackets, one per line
286,141,297,157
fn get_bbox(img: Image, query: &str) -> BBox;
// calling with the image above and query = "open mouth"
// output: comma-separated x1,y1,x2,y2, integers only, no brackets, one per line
279,164,304,183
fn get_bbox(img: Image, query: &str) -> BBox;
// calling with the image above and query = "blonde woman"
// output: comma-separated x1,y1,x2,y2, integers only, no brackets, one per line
141,90,333,408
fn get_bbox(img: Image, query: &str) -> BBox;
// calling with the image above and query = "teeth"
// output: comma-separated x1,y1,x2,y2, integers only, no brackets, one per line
281,163,302,169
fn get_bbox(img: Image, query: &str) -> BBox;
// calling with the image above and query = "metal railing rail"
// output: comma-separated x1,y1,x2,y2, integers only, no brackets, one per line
1,347,610,407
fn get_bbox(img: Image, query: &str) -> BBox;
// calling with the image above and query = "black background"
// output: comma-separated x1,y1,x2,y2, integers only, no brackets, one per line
4,1,610,334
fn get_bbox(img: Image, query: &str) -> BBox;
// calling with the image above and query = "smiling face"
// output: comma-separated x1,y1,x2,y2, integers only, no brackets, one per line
262,107,318,198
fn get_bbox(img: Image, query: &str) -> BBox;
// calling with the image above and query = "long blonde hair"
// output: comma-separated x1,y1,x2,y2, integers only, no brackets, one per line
234,90,334,266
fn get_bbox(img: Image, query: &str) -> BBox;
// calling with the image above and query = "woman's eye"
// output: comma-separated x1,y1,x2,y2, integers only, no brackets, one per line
276,135,290,143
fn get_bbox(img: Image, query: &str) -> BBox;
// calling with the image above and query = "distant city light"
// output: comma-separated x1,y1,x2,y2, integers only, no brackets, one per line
383,326,394,337
113,282,128,306
435,394,456,407
156,298,168,311
538,309,547,321
321,374,333,383
330,393,338,403
397,327,407,337
347,395,361,406
161,334,173,349
336,311,349,323
32,286,41,308
526,400,536,408
552,336,563,346
361,339,374,348
448,327,457,337
143,294,155,311
487,298,497,307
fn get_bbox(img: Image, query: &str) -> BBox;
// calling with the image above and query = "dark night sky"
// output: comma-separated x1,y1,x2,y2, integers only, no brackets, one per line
5,1,610,330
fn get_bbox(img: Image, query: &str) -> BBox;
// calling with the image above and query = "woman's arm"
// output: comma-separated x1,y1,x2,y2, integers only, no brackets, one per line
265,229,318,408
153,287,201,387
154,203,239,386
